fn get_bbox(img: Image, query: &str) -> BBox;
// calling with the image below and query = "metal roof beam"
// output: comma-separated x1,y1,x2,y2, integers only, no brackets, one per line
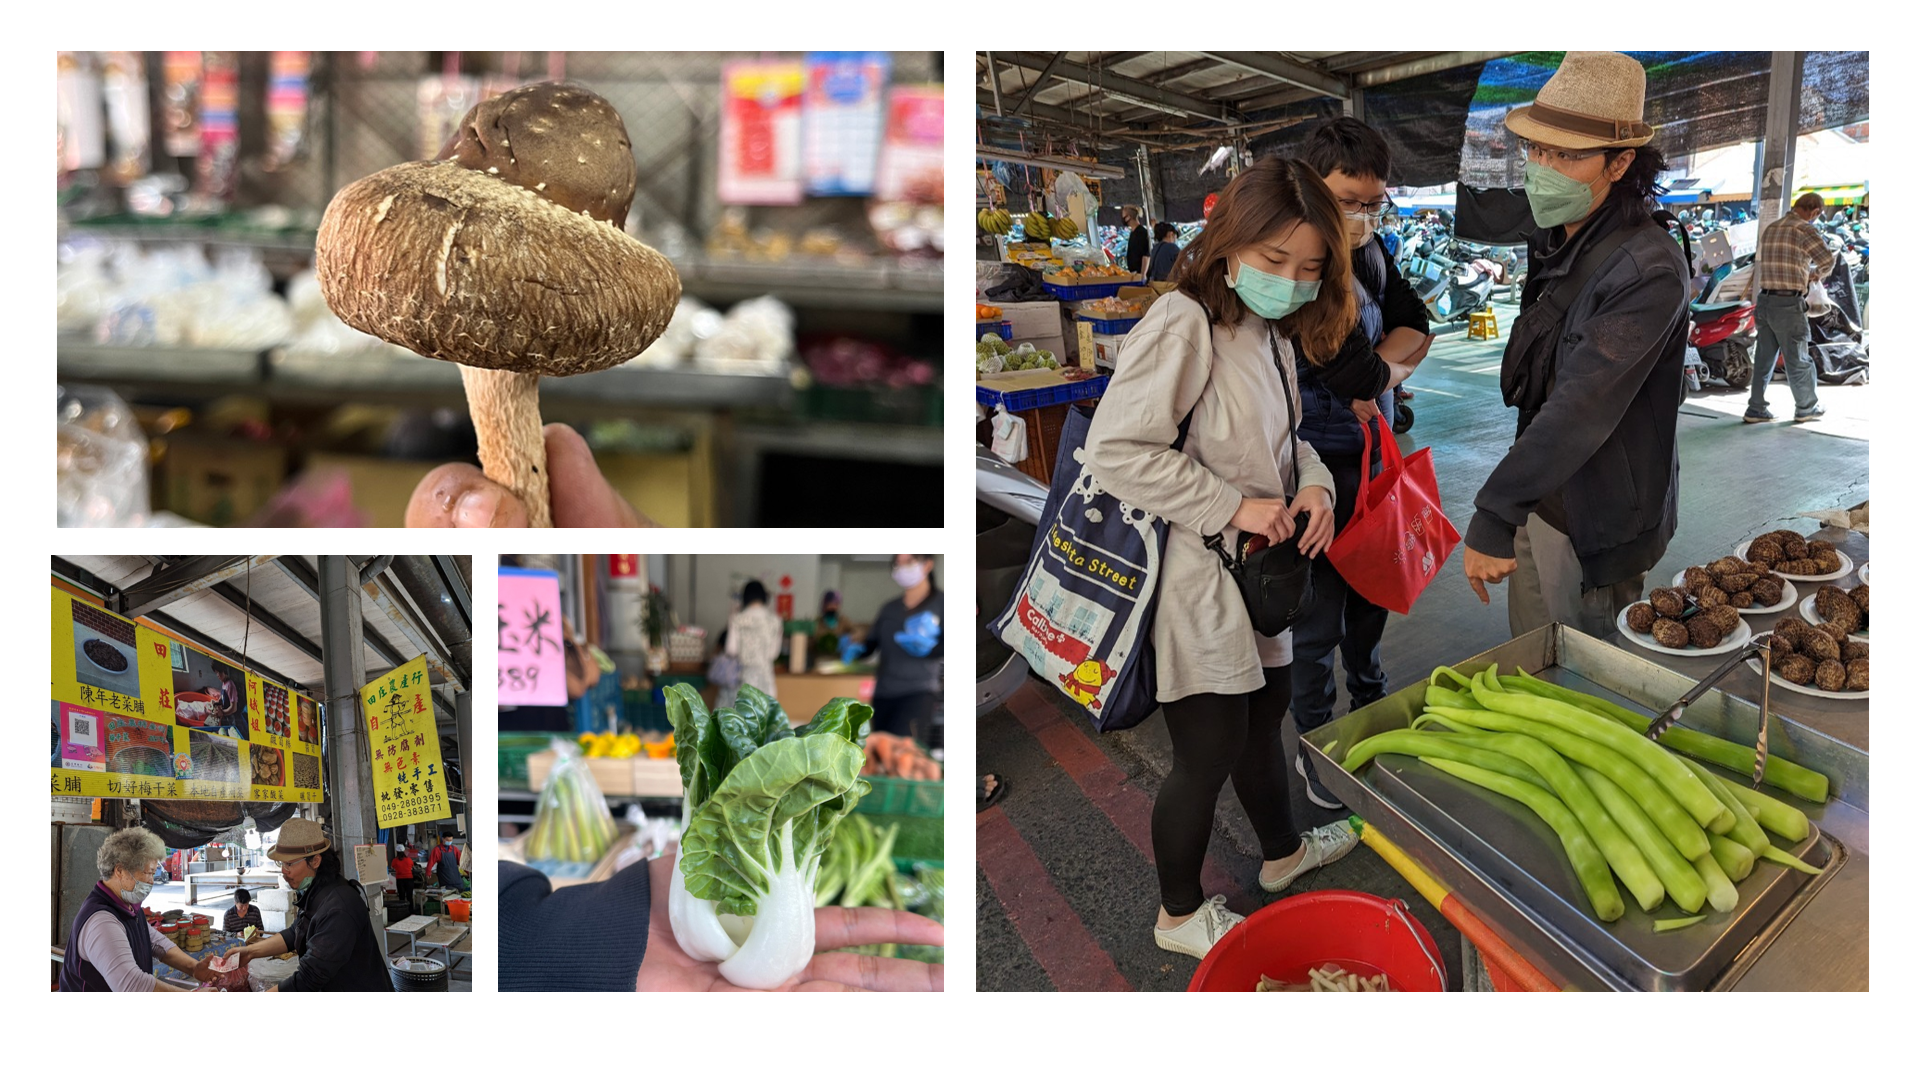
991,52,1237,123
1007,51,1063,115
271,556,410,668
113,555,279,618
206,580,325,665
1199,52,1348,100
361,570,467,694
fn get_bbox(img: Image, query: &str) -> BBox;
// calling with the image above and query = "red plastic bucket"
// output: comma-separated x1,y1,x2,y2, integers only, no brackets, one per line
1188,889,1448,992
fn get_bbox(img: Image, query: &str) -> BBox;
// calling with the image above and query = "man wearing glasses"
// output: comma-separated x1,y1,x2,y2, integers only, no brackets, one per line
1285,117,1434,810
216,819,394,991
1462,52,1690,640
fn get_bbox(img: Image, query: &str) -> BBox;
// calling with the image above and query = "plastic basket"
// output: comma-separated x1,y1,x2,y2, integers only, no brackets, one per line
1188,889,1448,992
974,374,1107,413
859,775,943,816
977,320,1013,340
1073,315,1141,335
1043,279,1137,301
498,733,555,789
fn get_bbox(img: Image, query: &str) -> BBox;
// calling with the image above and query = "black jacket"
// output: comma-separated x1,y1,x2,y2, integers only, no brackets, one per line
501,860,654,991
1125,225,1150,274
1466,203,1690,588
280,873,395,992
1296,234,1429,460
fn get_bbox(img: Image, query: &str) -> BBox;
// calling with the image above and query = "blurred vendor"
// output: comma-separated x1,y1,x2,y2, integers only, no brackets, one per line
223,888,266,936
61,827,215,992
436,840,467,890
220,820,393,991
389,846,416,916
847,554,944,745
718,579,784,709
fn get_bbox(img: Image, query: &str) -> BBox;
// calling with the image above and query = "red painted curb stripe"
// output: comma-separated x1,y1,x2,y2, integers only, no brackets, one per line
975,805,1133,992
1005,684,1249,908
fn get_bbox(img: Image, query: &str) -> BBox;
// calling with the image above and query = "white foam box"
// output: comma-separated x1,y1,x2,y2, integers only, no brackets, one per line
998,300,1068,342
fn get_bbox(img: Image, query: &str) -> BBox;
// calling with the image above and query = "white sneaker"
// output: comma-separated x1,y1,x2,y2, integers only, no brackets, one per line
1259,820,1360,893
1153,895,1244,959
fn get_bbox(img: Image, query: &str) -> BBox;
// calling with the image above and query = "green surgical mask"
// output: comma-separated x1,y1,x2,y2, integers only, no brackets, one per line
296,873,317,896
1523,161,1606,229
1226,258,1321,320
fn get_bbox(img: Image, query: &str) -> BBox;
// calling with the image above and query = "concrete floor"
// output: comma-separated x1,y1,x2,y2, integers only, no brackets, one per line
975,296,1868,992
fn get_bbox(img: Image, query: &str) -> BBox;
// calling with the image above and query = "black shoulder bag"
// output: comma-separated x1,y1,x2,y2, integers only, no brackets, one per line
1201,324,1316,637
1501,219,1647,411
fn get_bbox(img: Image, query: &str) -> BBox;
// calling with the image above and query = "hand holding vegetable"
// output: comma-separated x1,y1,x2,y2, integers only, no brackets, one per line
638,852,943,992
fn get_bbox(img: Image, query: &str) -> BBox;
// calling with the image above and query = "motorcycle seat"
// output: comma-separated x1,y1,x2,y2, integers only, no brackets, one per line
1689,300,1748,320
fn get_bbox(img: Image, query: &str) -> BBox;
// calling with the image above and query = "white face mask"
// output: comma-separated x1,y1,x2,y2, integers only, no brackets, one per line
119,879,155,905
892,563,927,589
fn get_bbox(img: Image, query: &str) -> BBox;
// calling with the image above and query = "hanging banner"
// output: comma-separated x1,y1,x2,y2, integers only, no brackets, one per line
718,60,805,205
52,585,316,803
363,655,451,828
874,85,944,204
803,51,888,196
498,567,568,707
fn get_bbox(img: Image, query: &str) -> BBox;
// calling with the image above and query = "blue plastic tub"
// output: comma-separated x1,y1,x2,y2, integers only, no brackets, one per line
975,375,1109,413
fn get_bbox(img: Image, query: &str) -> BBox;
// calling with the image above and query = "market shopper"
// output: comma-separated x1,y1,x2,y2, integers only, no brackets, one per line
1082,156,1361,959
406,423,654,528
389,845,415,916
1288,117,1436,810
1122,205,1151,275
223,888,266,936
848,555,944,746
718,579,784,709
60,826,216,991
1743,192,1837,424
1147,221,1182,282
499,851,943,991
220,820,394,991
1462,51,1690,638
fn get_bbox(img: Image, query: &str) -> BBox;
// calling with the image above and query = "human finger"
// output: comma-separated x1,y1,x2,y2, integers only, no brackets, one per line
1468,574,1490,605
793,950,944,992
813,905,945,952
406,464,532,528
544,424,654,528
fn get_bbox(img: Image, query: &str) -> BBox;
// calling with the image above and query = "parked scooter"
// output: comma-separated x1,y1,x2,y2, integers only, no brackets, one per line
976,447,1048,716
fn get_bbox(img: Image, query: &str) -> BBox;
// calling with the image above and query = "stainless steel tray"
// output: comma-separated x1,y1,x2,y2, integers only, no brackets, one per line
1304,625,1858,992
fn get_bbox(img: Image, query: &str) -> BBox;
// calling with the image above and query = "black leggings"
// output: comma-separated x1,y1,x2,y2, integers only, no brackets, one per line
1153,666,1300,916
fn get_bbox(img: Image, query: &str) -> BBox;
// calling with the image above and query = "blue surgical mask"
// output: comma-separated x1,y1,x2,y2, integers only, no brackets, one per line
119,880,155,905
1227,258,1321,319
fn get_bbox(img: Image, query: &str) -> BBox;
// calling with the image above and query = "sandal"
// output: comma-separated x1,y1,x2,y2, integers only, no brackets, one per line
977,773,1010,813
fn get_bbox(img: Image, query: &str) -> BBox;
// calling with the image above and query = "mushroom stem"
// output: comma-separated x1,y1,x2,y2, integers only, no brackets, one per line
459,365,552,528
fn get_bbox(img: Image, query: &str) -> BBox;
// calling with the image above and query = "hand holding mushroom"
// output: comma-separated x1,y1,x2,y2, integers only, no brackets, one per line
316,82,679,527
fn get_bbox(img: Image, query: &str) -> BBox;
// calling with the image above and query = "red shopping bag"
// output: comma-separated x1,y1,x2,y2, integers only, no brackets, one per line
1325,416,1460,615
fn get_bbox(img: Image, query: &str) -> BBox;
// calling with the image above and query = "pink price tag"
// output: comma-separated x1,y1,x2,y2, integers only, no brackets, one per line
498,570,568,707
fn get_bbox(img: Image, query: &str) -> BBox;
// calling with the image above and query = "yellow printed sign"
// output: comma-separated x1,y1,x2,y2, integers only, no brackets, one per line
363,655,450,827
52,586,316,804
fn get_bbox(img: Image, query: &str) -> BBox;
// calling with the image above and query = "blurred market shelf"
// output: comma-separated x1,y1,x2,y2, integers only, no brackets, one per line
60,338,798,410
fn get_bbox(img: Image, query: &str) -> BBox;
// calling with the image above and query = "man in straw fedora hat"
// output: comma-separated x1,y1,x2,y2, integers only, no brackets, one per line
1462,51,1691,639
217,818,395,991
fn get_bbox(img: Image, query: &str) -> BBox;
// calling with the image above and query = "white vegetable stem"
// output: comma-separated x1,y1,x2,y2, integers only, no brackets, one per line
716,819,818,990
668,854,738,964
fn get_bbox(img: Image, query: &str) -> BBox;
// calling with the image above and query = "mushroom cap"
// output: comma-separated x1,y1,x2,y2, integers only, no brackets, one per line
439,82,637,228
315,160,680,375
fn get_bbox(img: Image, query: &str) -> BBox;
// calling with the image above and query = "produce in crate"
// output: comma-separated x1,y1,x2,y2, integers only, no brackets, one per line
861,732,942,780
1337,665,1829,924
664,684,872,989
315,82,680,527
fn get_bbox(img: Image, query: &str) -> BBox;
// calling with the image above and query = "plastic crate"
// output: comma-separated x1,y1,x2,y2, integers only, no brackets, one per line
976,320,1013,340
1074,314,1141,335
499,733,558,789
804,383,942,427
859,775,943,816
975,374,1107,413
1043,279,1138,301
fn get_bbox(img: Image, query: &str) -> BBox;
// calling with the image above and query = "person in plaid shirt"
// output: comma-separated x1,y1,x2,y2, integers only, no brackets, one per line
1745,192,1837,423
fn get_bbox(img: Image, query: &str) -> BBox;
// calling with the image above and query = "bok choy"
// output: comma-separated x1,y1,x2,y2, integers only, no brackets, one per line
663,684,872,988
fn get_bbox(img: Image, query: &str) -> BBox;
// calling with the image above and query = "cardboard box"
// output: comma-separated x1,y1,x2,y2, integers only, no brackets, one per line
998,299,1068,342
303,448,710,528
157,435,288,527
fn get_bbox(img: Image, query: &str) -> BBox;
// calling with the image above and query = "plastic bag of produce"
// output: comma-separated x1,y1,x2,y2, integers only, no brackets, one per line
524,738,619,871
57,384,150,527
989,405,1027,464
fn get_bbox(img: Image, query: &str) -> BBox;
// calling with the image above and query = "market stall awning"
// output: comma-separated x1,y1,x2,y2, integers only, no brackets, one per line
1793,184,1867,204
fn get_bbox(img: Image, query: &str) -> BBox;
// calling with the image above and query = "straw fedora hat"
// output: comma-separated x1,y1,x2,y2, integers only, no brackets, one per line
267,818,331,862
1505,52,1655,150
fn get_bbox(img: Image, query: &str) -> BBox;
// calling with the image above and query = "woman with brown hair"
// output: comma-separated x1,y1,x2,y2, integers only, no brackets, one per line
1084,156,1362,959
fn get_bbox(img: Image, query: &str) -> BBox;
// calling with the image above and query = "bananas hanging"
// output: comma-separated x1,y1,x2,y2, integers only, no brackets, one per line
976,208,1014,234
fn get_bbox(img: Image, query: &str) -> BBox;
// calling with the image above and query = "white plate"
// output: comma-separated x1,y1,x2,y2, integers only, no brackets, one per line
1734,540,1854,582
78,637,133,676
1797,594,1867,641
1858,563,1869,584
1745,657,1868,700
1616,604,1753,657
1668,569,1797,615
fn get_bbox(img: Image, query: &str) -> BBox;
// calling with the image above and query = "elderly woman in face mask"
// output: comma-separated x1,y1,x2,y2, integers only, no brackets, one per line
61,826,214,991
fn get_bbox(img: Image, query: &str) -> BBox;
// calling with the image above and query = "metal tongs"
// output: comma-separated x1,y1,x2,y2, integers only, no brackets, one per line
1644,635,1772,785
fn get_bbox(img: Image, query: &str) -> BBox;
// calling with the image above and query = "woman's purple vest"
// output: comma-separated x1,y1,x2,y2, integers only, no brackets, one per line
61,881,152,991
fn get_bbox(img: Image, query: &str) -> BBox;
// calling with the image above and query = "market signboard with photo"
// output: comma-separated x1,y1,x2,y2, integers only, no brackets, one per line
51,585,320,803
363,654,451,827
